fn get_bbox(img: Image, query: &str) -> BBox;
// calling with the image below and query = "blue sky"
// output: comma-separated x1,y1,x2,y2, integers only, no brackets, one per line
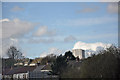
2,2,118,58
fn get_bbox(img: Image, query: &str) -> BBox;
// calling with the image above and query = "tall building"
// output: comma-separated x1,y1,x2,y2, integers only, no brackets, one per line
72,49,85,59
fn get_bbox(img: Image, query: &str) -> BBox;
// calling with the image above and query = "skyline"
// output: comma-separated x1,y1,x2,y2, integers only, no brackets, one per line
1,2,118,58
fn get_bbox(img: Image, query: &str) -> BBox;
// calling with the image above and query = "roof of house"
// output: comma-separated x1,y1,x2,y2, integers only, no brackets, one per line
2,68,11,75
3,66,36,75
41,64,51,70
3,64,52,75
33,65,45,72
33,64,52,72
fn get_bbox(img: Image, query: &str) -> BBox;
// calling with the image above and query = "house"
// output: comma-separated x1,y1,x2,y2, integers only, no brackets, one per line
24,62,29,66
29,64,58,79
2,66,36,79
29,63,36,66
14,62,23,66
14,61,37,67
29,64,51,78
2,67,11,79
2,63,58,79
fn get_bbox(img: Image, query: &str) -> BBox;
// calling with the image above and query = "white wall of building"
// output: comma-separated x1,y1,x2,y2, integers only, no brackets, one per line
72,49,85,59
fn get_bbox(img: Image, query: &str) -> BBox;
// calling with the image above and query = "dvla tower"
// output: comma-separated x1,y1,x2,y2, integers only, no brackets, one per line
72,49,85,59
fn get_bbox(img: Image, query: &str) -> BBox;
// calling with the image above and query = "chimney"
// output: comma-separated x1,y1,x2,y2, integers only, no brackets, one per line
37,63,40,66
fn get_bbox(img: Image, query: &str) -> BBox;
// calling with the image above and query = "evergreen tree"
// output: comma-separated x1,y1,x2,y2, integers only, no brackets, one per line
51,54,67,75
64,51,76,60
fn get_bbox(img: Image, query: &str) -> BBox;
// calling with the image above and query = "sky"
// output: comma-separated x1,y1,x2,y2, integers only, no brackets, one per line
1,2,118,58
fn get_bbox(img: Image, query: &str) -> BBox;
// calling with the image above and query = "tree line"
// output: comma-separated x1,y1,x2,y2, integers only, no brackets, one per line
2,45,120,78
51,46,120,78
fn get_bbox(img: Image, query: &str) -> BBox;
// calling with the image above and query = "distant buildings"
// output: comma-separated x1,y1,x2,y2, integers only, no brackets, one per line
2,64,58,79
2,66,36,79
72,49,85,59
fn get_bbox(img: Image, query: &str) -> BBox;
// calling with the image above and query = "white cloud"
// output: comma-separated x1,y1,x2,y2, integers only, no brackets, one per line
54,16,117,27
0,18,9,22
33,26,56,37
1,38,19,57
64,35,77,42
73,41,112,58
76,33,117,41
11,6,24,12
107,3,118,14
1,38,27,58
1,18,35,38
73,41,111,51
40,48,64,57
0,18,36,57
77,7,99,13
28,38,54,44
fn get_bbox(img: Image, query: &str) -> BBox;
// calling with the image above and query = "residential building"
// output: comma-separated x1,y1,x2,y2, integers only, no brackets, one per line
2,66,36,79
29,64,52,78
2,64,58,79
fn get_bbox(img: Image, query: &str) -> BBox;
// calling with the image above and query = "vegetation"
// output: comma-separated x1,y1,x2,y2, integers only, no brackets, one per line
31,57,42,64
3,45,120,78
2,58,15,68
2,46,25,68
41,54,56,65
64,51,76,60
61,46,120,78
7,46,24,59
51,51,76,76
51,54,67,75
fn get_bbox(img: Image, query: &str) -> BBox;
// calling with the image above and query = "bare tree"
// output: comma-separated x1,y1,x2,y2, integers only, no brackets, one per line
7,46,24,59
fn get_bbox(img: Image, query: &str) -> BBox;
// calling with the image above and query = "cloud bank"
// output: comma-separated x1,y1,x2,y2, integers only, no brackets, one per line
77,7,99,13
40,48,64,57
1,18,35,38
33,26,56,37
1,18,36,57
11,6,24,12
54,16,117,27
107,3,118,14
28,38,55,44
64,35,77,42
1,38,19,57
73,41,111,51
